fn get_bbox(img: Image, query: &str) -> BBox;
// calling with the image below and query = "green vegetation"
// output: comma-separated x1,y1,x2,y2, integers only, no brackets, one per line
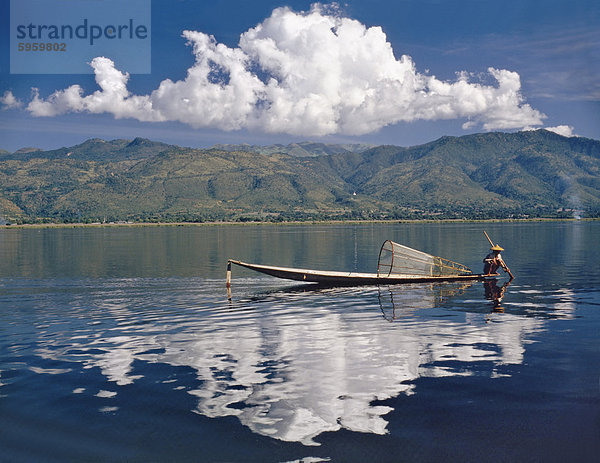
1,130,599,224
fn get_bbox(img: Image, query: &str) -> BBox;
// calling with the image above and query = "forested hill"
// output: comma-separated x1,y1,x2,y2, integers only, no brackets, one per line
1,130,599,224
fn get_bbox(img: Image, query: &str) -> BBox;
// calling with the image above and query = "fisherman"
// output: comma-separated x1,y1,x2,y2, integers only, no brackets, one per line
483,244,513,279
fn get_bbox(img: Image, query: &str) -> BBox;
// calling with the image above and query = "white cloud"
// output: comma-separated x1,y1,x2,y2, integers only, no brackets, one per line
24,4,546,136
0,91,23,110
27,58,158,120
544,125,576,137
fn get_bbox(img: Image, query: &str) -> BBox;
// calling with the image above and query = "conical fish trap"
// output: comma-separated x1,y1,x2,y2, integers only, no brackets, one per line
377,240,472,277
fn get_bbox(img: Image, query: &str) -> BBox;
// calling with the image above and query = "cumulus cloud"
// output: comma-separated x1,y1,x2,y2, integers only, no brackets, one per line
24,4,546,136
544,125,576,137
1,91,23,110
27,58,157,120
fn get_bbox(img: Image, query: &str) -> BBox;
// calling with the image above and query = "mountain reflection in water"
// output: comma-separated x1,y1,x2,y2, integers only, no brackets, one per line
26,276,575,446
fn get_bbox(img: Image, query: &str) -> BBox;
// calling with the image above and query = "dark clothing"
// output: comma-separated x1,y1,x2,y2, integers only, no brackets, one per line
483,251,504,275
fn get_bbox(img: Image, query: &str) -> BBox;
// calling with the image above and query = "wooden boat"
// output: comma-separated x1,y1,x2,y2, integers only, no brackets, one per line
227,259,495,286
227,240,497,287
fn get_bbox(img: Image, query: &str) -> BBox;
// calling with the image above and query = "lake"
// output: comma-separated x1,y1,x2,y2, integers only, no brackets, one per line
1,221,598,462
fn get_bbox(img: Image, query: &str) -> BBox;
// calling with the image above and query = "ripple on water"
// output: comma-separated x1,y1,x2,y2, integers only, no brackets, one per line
1,264,598,454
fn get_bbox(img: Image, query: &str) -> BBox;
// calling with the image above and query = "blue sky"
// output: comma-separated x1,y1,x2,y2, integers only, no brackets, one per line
1,0,598,152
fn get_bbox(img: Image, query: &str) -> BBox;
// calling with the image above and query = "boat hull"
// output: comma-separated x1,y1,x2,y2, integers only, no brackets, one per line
228,259,496,286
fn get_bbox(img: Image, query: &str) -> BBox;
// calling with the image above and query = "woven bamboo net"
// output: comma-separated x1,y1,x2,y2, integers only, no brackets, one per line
377,240,472,277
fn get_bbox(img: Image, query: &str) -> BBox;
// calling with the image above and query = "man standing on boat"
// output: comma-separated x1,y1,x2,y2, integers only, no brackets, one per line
483,244,513,279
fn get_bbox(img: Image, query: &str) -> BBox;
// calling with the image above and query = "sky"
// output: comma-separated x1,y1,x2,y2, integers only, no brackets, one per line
1,0,599,152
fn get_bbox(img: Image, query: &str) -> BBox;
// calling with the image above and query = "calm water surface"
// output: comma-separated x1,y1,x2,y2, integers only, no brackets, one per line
0,222,598,462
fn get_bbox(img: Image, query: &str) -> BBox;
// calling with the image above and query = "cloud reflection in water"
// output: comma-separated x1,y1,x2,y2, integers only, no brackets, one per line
27,278,571,446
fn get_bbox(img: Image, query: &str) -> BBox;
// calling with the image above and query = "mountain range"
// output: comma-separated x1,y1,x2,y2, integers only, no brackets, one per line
1,130,599,223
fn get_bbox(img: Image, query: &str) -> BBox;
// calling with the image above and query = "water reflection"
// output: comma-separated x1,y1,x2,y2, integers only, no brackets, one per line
378,281,474,321
483,279,513,311
15,276,579,446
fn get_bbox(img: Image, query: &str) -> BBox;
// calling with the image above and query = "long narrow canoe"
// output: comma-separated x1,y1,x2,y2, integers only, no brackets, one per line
227,259,496,286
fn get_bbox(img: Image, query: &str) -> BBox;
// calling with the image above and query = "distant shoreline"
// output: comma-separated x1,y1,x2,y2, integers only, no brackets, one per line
1,217,596,230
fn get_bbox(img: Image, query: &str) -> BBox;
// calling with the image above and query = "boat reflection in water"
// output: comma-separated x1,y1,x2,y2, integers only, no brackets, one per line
377,281,475,321
31,277,573,446
378,278,513,316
